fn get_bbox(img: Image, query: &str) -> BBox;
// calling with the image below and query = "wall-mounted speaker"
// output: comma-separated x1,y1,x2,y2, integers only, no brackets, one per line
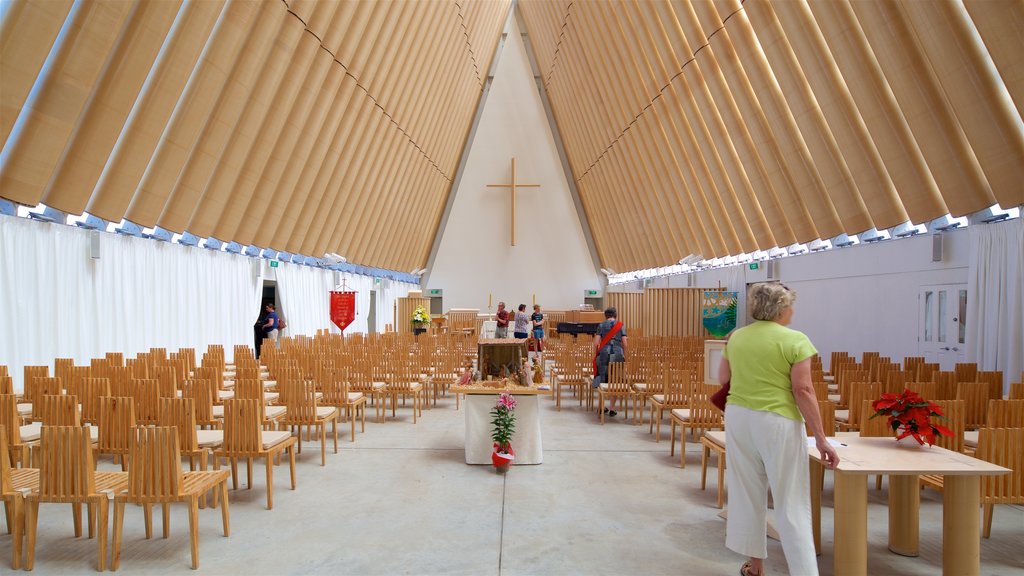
686,273,695,287
89,230,101,259
932,233,943,262
765,260,776,280
252,259,262,280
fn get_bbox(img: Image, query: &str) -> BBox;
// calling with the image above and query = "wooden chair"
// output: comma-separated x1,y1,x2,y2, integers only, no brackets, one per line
859,400,895,490
22,367,50,399
554,358,589,411
159,397,221,473
648,367,690,441
1010,382,1024,400
281,381,337,466
670,396,724,468
24,426,128,571
111,424,231,565
598,362,633,424
954,362,978,384
78,378,111,425
322,369,366,442
920,427,1023,538
182,379,219,430
386,363,425,424
111,426,231,570
931,399,966,453
1,394,33,468
836,382,879,432
957,382,991,430
127,378,162,426
28,377,63,423
932,371,959,400
984,399,1024,427
1,426,36,569
965,400,1024,451
38,394,84,429
809,400,837,437
96,397,137,471
975,428,1024,538
0,376,12,396
212,399,297,509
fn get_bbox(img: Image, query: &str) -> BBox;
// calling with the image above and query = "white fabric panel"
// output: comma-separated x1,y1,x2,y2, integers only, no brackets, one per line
0,216,261,391
274,262,337,336
342,272,373,335
374,279,417,333
966,219,1024,395
463,395,543,464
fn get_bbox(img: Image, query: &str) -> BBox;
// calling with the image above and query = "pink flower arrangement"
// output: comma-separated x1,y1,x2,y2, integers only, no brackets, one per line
496,392,517,410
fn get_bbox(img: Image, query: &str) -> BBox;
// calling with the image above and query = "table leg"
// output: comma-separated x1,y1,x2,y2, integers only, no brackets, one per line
809,460,823,555
834,472,867,576
943,475,980,576
888,474,920,556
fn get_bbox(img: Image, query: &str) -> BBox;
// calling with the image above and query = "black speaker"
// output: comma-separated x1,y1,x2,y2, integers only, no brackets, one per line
932,234,943,262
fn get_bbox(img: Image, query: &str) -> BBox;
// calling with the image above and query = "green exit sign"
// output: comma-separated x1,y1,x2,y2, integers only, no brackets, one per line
429,289,442,296
270,260,279,268
584,289,601,297
748,262,759,270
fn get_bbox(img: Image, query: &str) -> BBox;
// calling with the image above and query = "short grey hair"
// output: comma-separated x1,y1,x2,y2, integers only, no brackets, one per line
748,282,796,321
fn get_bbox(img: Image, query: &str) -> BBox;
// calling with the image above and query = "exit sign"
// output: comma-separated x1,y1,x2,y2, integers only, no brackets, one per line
428,289,442,296
270,260,279,268
584,289,601,297
748,262,759,270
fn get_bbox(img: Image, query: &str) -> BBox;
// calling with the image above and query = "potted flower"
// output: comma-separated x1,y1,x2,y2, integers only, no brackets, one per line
411,306,430,335
870,389,954,446
491,392,516,471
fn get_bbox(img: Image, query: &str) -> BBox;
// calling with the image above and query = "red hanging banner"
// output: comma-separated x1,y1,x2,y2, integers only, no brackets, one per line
330,291,356,331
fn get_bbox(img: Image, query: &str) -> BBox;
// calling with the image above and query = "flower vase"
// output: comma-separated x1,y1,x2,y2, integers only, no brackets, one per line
492,443,515,472
895,430,925,448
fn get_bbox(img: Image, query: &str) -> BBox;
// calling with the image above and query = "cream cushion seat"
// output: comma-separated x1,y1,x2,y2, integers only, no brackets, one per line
963,430,979,449
834,409,850,423
196,429,224,448
20,423,98,443
261,430,291,450
348,392,364,402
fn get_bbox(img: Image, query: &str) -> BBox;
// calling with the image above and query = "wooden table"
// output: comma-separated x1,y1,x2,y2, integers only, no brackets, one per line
810,436,1009,576
452,383,551,465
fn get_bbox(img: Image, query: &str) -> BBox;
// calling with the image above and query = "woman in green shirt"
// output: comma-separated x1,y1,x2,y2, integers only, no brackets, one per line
720,283,839,576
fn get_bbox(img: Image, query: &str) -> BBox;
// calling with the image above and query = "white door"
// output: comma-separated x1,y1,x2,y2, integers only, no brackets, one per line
919,284,968,370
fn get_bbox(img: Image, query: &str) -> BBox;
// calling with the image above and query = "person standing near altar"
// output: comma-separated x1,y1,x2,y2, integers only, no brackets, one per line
513,304,530,339
495,302,510,339
531,304,545,347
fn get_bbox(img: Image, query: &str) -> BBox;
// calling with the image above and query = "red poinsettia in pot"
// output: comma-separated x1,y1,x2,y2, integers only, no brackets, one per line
870,388,954,446
491,392,517,471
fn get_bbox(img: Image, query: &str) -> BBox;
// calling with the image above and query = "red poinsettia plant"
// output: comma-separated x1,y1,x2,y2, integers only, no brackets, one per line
870,389,954,446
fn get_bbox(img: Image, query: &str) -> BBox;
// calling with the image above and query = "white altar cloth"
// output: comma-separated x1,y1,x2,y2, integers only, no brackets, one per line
463,395,543,465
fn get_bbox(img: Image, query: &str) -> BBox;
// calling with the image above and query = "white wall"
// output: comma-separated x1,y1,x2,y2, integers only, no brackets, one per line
610,229,972,371
427,16,602,313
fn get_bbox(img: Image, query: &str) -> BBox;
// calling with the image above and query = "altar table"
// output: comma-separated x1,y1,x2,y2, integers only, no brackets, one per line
452,385,551,465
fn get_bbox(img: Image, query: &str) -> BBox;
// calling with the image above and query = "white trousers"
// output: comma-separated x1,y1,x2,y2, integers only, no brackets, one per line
725,404,818,575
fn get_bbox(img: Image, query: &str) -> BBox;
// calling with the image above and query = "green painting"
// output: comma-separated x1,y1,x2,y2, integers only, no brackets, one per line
702,290,738,338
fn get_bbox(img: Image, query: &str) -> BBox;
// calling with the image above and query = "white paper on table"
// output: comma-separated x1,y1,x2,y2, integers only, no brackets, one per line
807,437,846,448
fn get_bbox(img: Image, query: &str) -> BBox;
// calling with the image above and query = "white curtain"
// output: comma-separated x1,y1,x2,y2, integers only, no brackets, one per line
341,272,373,335
374,279,417,332
275,262,336,337
0,216,262,391
966,218,1024,395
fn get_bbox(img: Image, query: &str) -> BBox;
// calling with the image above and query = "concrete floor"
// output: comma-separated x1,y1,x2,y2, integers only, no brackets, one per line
9,390,1024,575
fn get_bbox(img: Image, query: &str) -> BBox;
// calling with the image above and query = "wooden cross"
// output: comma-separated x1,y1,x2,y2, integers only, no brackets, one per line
486,157,540,246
